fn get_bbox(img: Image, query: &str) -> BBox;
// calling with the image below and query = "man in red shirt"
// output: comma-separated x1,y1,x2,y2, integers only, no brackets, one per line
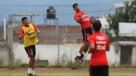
73,3,93,64
88,20,110,76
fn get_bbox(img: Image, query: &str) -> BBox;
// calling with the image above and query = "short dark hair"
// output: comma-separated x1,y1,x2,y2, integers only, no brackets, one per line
72,3,79,9
92,20,102,31
21,17,28,22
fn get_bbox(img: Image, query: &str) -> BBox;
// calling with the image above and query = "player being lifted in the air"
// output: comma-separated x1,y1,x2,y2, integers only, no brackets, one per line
73,3,93,64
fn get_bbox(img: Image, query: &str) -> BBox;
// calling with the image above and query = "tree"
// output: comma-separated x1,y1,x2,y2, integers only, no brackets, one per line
107,1,136,37
129,0,136,22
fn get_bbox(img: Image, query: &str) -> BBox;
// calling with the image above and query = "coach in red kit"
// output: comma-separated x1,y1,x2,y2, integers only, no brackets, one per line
88,20,110,76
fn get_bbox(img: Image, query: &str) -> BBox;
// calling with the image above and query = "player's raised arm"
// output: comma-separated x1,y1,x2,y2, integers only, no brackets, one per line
88,36,95,54
32,22,40,33
75,11,84,23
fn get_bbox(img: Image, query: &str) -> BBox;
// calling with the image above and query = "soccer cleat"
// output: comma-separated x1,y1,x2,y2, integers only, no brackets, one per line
75,56,82,64
75,53,84,64
27,73,33,76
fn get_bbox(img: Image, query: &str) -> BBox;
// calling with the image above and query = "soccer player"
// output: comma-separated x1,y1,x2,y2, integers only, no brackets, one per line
19,17,40,76
73,3,93,64
88,20,110,76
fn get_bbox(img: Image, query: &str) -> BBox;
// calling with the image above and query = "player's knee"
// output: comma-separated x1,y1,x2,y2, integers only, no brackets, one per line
83,42,90,47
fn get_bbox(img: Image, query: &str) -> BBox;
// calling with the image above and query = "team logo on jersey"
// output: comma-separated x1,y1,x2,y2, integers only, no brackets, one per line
96,36,105,40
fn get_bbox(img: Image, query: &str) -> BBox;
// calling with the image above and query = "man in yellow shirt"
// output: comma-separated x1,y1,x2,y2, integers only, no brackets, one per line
19,17,40,76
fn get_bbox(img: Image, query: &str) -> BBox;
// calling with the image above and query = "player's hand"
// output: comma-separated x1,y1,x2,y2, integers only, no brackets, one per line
24,31,30,35
19,32,29,40
36,29,40,33
27,32,36,36
78,11,85,19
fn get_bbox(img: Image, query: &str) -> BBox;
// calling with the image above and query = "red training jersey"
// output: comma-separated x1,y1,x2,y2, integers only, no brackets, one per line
19,23,38,36
89,32,109,66
74,11,92,28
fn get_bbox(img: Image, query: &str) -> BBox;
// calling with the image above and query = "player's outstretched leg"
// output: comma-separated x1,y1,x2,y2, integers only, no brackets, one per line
75,41,89,64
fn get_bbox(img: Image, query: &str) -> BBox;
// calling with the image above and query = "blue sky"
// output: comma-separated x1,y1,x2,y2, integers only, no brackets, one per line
0,0,133,25
0,0,132,4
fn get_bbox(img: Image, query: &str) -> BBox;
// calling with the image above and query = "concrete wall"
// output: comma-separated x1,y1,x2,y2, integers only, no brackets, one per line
0,42,135,66
117,41,136,66
13,43,117,65
0,47,10,65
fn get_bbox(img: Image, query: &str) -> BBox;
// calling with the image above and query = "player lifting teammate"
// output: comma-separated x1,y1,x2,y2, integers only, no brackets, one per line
88,20,110,76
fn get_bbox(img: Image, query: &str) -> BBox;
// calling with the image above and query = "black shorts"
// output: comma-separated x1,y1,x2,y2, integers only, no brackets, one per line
82,27,93,41
89,65,109,76
25,45,36,57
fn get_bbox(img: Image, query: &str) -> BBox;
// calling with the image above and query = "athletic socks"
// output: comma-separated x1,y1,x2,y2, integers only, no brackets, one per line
82,51,86,55
28,68,32,74
77,51,85,56
32,69,35,75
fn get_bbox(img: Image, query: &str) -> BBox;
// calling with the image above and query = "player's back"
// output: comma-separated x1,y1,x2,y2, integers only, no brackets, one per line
89,32,109,66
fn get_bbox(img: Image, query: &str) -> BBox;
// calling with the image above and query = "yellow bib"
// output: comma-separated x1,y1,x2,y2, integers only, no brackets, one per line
22,24,38,47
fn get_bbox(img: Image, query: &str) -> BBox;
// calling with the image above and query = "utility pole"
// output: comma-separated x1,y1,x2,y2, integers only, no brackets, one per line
7,14,14,68
3,18,6,40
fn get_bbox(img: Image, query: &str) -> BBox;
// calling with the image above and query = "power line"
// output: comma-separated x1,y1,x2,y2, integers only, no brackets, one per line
0,7,116,15
0,3,116,19
0,3,115,7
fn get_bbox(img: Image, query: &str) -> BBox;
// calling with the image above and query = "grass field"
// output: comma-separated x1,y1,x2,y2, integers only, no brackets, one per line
0,73,136,76
0,68,136,76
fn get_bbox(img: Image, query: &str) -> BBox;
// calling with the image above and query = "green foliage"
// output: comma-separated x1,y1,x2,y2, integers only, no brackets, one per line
51,53,91,69
51,53,83,69
20,63,28,68
81,60,89,68
35,64,47,68
108,0,136,37
0,58,4,66
65,61,81,69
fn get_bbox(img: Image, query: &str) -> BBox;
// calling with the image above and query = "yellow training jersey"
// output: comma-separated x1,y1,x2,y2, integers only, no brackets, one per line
22,24,38,47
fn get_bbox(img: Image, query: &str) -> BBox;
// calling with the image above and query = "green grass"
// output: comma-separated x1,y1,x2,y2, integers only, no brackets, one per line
0,73,136,76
